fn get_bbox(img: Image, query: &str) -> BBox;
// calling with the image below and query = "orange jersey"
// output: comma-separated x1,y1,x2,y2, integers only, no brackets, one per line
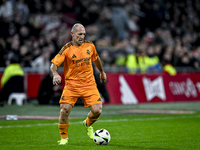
51,40,99,87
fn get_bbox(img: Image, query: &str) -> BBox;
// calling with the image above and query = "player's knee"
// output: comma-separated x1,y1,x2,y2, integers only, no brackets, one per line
96,109,102,116
93,106,102,116
60,104,72,116
60,107,70,116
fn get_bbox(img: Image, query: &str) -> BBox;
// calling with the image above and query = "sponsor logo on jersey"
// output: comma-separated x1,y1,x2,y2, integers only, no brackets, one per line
97,98,101,101
72,57,91,67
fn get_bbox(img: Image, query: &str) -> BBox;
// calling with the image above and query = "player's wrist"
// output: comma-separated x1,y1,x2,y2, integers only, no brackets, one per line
100,71,105,74
52,72,59,77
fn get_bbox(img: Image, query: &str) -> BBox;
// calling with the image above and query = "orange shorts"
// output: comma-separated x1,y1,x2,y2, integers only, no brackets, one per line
59,85,102,107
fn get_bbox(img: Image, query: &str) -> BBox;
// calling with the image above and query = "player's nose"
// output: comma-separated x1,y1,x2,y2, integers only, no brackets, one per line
80,34,85,39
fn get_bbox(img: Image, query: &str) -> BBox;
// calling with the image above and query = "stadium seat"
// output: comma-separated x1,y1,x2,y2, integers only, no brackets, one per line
8,93,27,106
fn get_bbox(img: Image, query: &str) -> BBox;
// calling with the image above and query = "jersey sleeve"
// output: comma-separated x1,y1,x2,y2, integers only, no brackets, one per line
51,44,68,67
91,44,99,61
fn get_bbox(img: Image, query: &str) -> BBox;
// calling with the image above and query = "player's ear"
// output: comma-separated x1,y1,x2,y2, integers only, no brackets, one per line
70,32,73,37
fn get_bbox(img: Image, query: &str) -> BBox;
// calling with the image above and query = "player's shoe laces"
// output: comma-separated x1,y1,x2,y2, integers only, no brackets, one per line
58,139,68,145
83,120,94,140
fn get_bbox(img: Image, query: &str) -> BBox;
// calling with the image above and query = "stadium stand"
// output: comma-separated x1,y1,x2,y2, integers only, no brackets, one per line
0,0,200,74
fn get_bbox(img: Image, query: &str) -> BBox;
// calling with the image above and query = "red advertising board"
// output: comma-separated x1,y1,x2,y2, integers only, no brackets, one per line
106,73,200,104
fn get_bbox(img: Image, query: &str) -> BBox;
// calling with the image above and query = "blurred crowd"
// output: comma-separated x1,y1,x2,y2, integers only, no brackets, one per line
0,0,200,74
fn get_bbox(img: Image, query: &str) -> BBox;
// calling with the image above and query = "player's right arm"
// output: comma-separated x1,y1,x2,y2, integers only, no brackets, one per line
50,63,61,85
50,42,71,85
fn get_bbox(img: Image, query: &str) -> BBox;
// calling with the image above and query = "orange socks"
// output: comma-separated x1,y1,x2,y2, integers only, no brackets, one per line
58,124,69,139
58,118,98,138
86,117,99,126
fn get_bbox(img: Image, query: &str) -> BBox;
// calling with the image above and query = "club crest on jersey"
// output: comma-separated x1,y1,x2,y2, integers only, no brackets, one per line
87,50,90,55
71,54,77,59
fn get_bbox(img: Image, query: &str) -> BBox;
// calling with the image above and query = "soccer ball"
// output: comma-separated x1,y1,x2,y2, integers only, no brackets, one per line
93,128,111,145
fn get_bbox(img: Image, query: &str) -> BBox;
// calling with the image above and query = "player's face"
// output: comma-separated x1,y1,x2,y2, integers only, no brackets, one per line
72,26,86,46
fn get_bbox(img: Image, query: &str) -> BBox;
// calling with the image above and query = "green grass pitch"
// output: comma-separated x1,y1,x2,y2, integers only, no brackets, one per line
0,101,200,150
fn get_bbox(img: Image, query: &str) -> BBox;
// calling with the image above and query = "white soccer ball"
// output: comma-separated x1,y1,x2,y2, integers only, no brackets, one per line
93,128,111,145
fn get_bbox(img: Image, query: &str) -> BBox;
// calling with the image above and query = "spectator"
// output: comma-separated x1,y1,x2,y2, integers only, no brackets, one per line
19,45,29,65
127,14,140,35
15,0,30,24
85,24,99,43
77,1,100,26
0,55,24,103
125,50,140,74
31,48,51,73
96,36,112,48
19,26,30,45
146,45,162,74
98,18,118,45
128,35,139,54
162,53,177,76
176,51,199,68
108,1,129,40
0,0,14,21
176,53,193,67
0,38,6,67
137,49,149,74
99,50,113,67
22,51,32,67
7,37,21,62
37,73,62,105
43,0,53,13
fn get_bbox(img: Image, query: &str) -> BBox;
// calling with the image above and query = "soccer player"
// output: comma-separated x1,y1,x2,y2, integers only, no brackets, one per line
50,23,107,145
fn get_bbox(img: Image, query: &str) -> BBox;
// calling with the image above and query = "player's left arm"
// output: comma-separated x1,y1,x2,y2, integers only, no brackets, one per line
93,57,107,83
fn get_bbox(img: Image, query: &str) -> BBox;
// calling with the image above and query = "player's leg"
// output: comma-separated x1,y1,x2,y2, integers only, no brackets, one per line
59,103,73,124
58,86,80,145
87,104,102,124
58,103,72,145
83,104,102,140
82,85,102,140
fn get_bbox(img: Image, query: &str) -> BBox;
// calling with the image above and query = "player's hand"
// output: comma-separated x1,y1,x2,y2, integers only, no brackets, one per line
53,74,61,85
100,72,107,83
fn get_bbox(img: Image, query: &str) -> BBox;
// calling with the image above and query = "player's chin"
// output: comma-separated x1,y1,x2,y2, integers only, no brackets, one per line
79,40,83,44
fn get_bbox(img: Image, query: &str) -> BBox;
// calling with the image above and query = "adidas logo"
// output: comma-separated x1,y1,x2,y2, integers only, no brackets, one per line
97,98,101,101
71,54,77,59
87,50,90,55
61,132,66,135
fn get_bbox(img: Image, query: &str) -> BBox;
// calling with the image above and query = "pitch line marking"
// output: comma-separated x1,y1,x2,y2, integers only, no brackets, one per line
119,109,195,114
0,115,200,129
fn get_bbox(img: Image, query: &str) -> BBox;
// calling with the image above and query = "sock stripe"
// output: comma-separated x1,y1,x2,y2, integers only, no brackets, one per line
86,117,99,126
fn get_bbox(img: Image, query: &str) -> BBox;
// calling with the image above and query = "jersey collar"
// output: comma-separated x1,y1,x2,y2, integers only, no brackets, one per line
71,40,85,46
